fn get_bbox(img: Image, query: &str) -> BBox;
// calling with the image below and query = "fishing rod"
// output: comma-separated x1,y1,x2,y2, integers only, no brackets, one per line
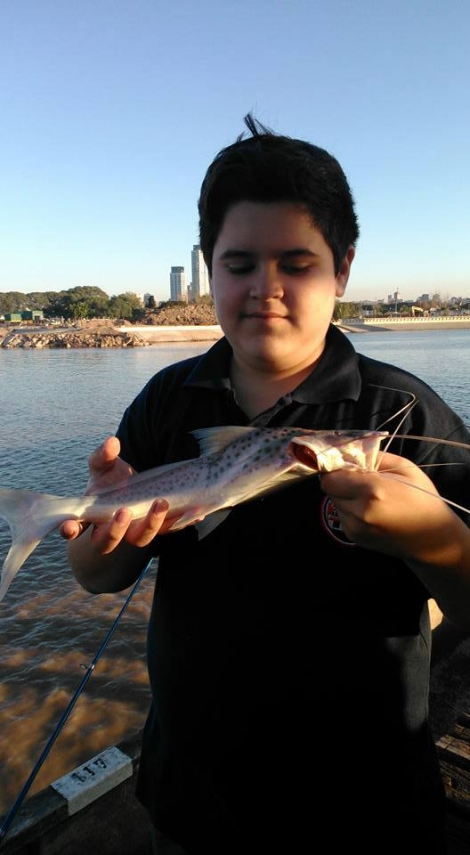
0,557,156,847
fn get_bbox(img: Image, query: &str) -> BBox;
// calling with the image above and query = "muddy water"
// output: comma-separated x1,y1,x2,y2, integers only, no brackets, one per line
1,331,470,817
0,344,207,816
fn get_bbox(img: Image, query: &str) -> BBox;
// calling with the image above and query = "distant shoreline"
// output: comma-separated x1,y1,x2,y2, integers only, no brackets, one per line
117,324,223,342
0,324,224,349
129,320,470,341
2,319,470,349
338,317,470,333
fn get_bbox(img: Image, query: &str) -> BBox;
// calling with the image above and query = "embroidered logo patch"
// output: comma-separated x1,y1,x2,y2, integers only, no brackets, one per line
320,496,355,547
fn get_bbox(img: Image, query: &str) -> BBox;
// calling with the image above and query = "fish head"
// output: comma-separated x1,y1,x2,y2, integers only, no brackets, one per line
289,429,389,473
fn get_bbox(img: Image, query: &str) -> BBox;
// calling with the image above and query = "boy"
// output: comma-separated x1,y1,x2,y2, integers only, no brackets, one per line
63,115,470,853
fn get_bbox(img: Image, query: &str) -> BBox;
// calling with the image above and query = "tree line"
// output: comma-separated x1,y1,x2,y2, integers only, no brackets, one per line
1,287,466,324
0,287,158,322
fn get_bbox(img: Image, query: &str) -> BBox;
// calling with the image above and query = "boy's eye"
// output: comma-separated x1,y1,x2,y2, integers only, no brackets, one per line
281,264,312,275
226,263,254,274
223,258,315,276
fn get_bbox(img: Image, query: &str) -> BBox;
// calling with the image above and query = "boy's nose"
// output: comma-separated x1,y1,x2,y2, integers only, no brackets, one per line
250,265,284,299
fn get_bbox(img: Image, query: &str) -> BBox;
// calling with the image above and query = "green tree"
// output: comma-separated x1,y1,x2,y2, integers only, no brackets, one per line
108,292,143,320
86,295,110,318
335,301,362,319
333,300,343,320
70,301,89,320
0,292,28,314
44,287,110,320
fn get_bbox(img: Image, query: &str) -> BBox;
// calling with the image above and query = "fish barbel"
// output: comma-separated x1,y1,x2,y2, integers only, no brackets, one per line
0,425,388,602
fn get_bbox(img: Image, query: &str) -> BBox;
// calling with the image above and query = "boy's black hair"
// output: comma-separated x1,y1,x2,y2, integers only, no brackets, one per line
198,113,360,276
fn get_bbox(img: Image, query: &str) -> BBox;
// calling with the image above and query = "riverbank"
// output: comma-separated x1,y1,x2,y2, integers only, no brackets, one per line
0,324,223,349
340,316,470,332
3,316,470,348
117,324,223,343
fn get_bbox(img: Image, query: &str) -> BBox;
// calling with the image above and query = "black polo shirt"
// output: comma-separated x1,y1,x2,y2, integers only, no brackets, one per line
117,325,470,854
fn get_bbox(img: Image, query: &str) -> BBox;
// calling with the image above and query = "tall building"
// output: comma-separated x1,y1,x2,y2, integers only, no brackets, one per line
170,266,187,302
190,245,210,301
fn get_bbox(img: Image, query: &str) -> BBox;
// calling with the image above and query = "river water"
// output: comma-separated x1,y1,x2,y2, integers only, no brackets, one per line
1,330,470,817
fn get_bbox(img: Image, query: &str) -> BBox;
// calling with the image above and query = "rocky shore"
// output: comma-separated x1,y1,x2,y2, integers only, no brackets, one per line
0,304,221,349
141,302,218,326
0,326,152,349
3,307,470,349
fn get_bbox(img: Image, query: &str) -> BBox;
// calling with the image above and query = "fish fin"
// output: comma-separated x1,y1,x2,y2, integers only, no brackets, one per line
191,426,258,456
194,471,307,538
0,487,80,603
0,536,43,602
193,471,307,540
231,471,308,503
195,509,232,539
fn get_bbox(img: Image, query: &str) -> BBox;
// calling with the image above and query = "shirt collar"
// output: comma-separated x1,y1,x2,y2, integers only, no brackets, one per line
184,324,362,404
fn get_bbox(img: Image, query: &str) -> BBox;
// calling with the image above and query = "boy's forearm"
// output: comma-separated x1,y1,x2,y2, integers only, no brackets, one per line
407,519,470,631
68,528,150,594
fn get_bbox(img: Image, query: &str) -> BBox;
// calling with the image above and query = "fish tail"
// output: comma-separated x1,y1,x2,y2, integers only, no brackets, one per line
0,487,75,603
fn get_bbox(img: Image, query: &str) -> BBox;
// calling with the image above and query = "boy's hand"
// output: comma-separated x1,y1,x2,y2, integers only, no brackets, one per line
319,451,458,563
60,436,173,552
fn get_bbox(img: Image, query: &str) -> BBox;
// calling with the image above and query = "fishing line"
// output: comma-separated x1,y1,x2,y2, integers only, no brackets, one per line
0,557,156,846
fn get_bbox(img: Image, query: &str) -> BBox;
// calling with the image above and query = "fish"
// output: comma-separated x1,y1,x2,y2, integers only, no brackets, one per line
0,425,389,603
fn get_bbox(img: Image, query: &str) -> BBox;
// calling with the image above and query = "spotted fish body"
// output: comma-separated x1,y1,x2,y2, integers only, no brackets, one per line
0,425,388,602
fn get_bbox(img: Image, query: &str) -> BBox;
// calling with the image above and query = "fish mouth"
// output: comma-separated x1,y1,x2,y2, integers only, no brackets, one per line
290,442,320,471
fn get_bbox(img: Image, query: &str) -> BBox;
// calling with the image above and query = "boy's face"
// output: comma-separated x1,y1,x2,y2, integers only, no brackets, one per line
210,201,354,376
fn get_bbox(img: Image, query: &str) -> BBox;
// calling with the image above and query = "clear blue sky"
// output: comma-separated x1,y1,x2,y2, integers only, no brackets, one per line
1,0,469,303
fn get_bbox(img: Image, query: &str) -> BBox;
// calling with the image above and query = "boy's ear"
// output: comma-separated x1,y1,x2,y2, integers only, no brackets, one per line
335,246,355,298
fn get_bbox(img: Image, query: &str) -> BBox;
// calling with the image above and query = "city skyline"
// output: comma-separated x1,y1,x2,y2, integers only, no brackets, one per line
168,244,210,303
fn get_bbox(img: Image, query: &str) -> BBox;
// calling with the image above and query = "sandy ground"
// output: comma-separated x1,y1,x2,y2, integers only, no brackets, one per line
116,324,223,342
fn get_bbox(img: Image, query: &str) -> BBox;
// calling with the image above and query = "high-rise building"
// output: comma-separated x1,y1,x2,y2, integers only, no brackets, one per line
170,266,187,302
190,245,210,301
